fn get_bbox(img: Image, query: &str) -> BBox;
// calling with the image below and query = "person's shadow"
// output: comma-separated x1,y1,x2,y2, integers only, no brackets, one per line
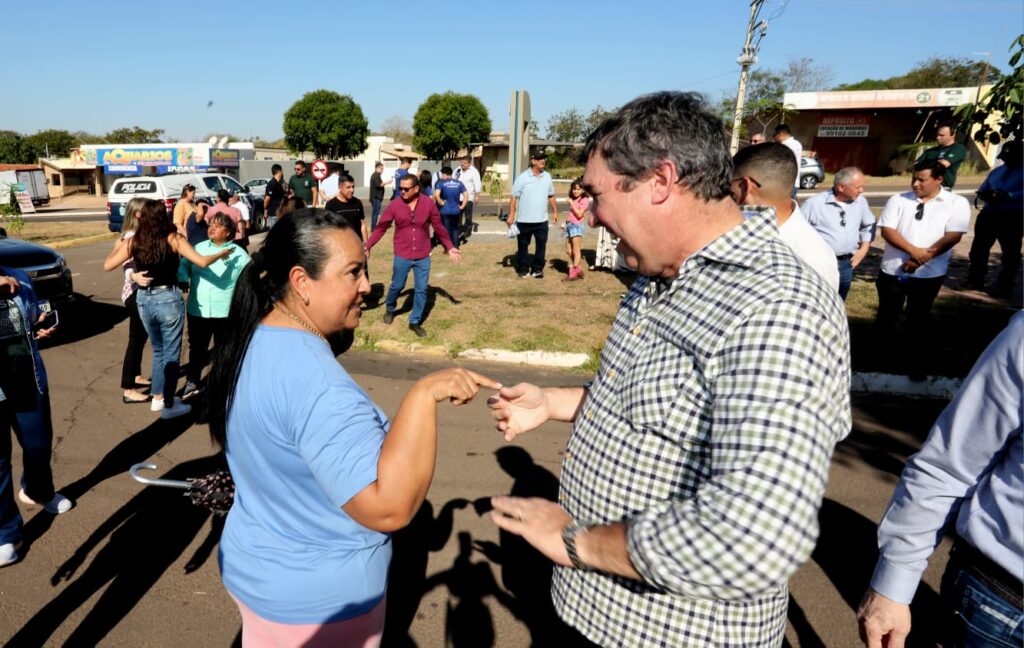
789,497,943,648
6,455,227,648
19,415,196,552
392,286,462,324
472,447,596,647
382,497,470,648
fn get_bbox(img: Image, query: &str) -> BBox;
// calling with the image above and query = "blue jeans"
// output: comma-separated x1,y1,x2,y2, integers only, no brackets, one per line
371,199,382,230
441,214,461,249
516,221,549,275
136,287,185,405
0,388,56,544
941,546,1024,646
386,255,431,325
837,257,853,300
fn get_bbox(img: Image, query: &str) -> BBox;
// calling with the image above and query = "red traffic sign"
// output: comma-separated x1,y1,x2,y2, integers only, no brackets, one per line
311,159,329,181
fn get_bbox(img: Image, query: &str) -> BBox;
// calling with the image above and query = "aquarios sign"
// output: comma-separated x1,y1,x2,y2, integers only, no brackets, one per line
98,148,188,167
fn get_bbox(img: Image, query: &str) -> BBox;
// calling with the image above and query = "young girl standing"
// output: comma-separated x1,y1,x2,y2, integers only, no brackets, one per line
563,180,589,281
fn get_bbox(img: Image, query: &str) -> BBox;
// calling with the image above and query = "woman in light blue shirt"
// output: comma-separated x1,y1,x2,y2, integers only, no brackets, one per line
178,212,250,399
205,209,497,646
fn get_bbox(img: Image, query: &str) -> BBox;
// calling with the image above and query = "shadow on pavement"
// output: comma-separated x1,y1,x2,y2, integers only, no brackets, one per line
7,455,226,648
38,294,128,349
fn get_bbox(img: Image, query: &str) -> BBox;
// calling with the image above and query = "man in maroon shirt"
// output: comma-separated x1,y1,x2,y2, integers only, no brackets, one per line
365,174,461,337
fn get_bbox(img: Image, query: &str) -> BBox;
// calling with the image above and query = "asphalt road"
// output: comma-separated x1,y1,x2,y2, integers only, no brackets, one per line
0,239,953,647
23,182,983,223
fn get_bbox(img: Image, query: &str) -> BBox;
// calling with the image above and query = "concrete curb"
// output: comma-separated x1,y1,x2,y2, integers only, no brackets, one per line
366,340,961,398
48,233,118,250
458,348,591,368
851,372,961,399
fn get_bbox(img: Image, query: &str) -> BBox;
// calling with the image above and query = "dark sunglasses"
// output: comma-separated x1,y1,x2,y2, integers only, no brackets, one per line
915,203,925,220
399,186,417,193
183,184,195,191
839,209,846,228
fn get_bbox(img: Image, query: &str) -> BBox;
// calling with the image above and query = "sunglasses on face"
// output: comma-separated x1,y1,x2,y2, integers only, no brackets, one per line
915,203,925,220
399,186,416,193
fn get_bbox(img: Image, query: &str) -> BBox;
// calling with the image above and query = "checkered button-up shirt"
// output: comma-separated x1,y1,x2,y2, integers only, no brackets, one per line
553,209,851,647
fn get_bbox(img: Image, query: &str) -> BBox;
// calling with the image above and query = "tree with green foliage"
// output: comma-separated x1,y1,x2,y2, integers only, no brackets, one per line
0,131,35,164
546,107,586,142
834,56,1002,91
412,92,491,160
955,35,1023,144
105,126,165,143
26,129,77,158
283,90,369,158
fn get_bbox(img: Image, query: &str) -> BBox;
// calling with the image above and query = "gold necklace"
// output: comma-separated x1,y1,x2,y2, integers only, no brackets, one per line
272,302,328,344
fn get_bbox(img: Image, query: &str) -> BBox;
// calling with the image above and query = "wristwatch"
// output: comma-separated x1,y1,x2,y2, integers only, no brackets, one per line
562,520,592,570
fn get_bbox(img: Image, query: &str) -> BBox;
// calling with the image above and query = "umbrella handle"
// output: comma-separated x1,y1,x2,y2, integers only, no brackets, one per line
129,463,190,490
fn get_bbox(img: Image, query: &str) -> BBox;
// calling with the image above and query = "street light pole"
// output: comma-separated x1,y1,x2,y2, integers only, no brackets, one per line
730,0,766,155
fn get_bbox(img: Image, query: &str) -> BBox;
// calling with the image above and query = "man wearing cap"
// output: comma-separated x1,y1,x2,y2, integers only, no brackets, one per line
507,150,558,278
801,166,876,300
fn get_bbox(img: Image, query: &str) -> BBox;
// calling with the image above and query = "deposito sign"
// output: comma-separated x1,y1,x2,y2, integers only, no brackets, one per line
311,159,328,181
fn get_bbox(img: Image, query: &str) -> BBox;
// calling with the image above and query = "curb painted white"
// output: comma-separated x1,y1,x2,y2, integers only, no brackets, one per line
458,348,590,368
851,372,961,399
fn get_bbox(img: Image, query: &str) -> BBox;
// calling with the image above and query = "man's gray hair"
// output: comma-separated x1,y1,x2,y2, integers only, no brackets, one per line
582,91,733,201
834,167,862,187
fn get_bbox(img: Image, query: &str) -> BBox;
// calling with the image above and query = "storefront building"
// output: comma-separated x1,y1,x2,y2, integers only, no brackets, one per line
73,143,252,194
780,86,998,176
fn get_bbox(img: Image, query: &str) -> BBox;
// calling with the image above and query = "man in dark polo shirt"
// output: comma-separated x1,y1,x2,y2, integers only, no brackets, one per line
263,164,286,227
916,124,968,188
369,161,385,229
288,160,319,205
325,174,367,240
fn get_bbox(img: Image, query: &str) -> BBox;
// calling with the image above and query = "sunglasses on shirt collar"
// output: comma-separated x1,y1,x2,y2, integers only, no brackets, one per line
915,203,925,220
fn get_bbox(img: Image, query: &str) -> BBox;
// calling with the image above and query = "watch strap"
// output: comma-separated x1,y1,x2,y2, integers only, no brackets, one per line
562,520,591,570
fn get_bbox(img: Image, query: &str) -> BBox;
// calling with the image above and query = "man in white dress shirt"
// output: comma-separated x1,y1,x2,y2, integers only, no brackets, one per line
732,142,840,292
774,124,803,199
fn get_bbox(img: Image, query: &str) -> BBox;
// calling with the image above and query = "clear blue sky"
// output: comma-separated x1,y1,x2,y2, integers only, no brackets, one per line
5,0,1020,142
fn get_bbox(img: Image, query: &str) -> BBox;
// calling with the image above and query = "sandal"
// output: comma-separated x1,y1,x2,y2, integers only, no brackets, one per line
123,391,152,404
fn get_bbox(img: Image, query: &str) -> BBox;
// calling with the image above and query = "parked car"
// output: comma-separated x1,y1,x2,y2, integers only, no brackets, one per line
0,229,74,309
244,177,270,197
799,156,825,189
106,172,266,233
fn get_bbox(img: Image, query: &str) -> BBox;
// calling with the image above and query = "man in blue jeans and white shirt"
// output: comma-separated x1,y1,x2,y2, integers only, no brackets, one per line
507,149,558,278
801,166,876,300
858,312,1023,647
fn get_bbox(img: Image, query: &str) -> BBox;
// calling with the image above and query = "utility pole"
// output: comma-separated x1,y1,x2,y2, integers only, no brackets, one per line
730,0,766,155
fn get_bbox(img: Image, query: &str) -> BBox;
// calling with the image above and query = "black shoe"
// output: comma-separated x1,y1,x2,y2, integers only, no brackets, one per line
409,323,427,338
517,271,530,278
383,311,394,325
533,271,544,279
182,381,201,400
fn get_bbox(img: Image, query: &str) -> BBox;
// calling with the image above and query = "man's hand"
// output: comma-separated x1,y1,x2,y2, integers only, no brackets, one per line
489,496,573,567
908,246,932,266
0,275,20,296
487,383,552,441
35,324,58,340
852,249,868,268
938,159,951,168
448,248,462,263
857,588,911,648
131,270,152,288
901,260,920,273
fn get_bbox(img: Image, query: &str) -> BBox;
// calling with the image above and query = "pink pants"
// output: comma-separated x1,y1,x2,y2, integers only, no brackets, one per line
231,594,386,648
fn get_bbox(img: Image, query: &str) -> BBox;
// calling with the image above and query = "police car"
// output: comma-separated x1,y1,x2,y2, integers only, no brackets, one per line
106,172,265,232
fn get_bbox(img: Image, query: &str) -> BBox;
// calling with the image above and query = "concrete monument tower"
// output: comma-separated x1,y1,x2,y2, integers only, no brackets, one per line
509,90,531,181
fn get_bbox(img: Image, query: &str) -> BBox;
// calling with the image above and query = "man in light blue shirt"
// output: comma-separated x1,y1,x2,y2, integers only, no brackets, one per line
801,166,875,300
858,312,1023,646
507,149,558,278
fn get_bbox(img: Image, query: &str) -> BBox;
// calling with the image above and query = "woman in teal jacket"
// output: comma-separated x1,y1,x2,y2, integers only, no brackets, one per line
179,212,251,399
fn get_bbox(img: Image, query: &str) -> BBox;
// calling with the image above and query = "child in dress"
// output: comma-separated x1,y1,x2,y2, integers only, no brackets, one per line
563,180,589,281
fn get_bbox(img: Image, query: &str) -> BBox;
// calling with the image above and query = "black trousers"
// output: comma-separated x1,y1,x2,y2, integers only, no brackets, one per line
516,222,549,275
186,315,228,383
875,272,945,368
461,201,474,238
120,292,149,389
967,207,1022,292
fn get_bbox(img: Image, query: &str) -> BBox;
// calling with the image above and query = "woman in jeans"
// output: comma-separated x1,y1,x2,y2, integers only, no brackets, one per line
178,212,250,400
105,199,230,419
0,267,72,566
206,209,496,645
104,197,153,404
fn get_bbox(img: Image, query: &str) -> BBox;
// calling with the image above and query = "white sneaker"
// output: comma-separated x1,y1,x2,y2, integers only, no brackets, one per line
0,541,22,567
18,489,73,514
160,399,191,420
150,398,165,412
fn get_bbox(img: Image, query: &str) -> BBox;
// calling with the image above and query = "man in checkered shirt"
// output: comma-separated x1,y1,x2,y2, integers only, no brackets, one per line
487,92,852,647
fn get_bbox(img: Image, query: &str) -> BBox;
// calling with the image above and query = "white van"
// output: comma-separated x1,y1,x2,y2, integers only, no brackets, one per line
106,172,264,232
